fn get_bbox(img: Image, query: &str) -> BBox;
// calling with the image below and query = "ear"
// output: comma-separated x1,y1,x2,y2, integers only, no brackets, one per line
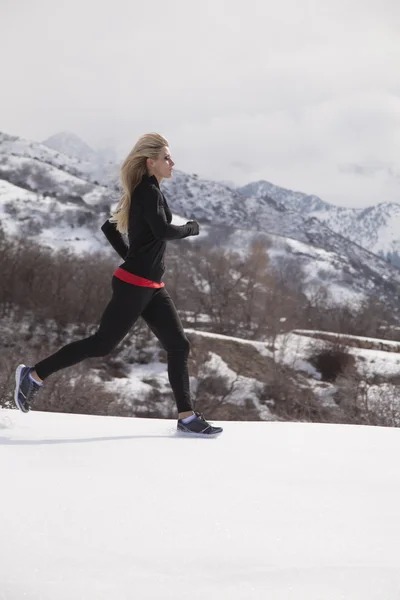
146,157,154,169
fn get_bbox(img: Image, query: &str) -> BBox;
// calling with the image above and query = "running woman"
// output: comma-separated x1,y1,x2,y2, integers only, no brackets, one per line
14,133,223,436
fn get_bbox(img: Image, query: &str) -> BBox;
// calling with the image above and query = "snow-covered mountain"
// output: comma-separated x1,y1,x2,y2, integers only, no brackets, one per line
42,131,119,186
0,131,111,198
239,180,400,263
2,130,400,313
42,132,100,163
239,180,330,214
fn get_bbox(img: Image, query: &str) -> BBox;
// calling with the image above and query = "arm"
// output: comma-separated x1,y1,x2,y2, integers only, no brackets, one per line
101,219,128,259
142,186,198,240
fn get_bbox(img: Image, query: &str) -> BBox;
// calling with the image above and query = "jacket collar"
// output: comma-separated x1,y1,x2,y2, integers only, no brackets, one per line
146,174,160,189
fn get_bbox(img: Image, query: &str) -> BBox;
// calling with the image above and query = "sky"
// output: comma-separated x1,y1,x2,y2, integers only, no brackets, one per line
1,0,400,208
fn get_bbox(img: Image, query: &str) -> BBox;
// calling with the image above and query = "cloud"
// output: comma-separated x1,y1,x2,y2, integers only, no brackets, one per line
166,91,400,207
0,0,399,207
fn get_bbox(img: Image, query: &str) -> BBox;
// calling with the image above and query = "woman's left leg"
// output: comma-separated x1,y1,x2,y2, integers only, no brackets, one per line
141,287,194,415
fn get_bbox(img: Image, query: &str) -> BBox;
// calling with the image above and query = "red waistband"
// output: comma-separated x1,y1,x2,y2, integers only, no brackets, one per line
114,267,165,288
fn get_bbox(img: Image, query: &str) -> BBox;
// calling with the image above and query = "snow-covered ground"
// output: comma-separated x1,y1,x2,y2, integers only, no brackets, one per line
1,409,400,599
275,331,400,379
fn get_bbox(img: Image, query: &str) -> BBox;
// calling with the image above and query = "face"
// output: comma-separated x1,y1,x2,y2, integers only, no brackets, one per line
147,146,175,180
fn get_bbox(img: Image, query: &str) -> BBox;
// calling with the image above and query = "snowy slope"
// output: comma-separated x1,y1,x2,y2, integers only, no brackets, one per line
310,202,400,258
42,132,102,163
197,223,400,311
0,131,98,183
42,131,119,186
163,170,329,240
239,180,330,214
239,180,400,261
1,409,400,600
0,134,111,204
0,179,105,253
2,130,400,311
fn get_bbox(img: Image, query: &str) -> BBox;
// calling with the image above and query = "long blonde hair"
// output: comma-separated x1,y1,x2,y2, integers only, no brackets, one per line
109,132,169,234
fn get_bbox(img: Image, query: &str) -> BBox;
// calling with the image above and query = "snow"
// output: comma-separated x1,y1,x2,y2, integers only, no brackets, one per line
2,409,400,599
0,180,41,236
322,283,366,307
199,352,271,419
275,334,322,378
184,328,273,357
1,154,102,195
239,178,400,261
0,132,95,183
293,329,400,348
267,237,367,307
3,131,400,313
103,360,172,410
277,331,400,379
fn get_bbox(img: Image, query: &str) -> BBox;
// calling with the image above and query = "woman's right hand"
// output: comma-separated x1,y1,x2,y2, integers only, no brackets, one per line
187,220,200,235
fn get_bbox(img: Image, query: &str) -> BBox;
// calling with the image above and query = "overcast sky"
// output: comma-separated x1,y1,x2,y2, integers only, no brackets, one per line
1,0,399,207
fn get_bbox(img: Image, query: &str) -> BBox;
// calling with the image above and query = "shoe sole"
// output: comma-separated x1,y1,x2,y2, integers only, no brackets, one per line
176,429,223,438
14,364,29,413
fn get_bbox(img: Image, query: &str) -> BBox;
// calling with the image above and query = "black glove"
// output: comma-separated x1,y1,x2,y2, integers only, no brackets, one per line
186,220,200,236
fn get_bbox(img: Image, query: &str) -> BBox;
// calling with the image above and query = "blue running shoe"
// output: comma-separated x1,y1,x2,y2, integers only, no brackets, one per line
14,364,42,413
177,412,223,436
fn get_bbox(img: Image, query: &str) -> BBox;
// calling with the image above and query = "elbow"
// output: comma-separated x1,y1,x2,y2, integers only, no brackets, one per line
101,220,110,232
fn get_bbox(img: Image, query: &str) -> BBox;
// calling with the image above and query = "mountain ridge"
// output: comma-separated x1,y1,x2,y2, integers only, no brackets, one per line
1,129,400,314
239,180,400,263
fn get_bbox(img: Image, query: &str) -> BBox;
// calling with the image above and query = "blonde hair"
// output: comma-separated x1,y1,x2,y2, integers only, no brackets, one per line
109,132,169,234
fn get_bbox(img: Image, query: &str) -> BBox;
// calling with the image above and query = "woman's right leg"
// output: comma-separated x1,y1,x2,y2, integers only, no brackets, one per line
34,278,155,381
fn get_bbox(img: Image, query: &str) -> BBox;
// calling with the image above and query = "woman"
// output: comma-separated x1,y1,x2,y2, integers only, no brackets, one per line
14,133,223,436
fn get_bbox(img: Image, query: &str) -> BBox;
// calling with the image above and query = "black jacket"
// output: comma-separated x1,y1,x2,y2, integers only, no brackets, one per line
101,174,198,282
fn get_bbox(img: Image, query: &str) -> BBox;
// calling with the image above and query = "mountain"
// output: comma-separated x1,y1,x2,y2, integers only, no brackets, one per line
162,171,400,310
239,180,400,264
42,131,119,186
2,130,400,313
0,131,117,253
239,180,330,214
0,131,110,194
42,132,100,163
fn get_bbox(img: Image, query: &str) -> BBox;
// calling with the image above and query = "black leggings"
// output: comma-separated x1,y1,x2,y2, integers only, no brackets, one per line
34,277,193,413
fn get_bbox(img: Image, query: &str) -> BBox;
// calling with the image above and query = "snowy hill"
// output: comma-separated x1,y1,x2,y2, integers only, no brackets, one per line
239,180,330,214
42,131,119,186
311,202,400,260
161,171,400,310
96,326,400,424
1,409,400,599
42,132,101,163
0,131,100,185
2,130,400,311
0,131,111,204
239,180,400,262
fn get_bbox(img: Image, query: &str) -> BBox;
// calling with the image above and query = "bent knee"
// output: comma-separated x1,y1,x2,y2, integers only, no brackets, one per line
87,334,118,357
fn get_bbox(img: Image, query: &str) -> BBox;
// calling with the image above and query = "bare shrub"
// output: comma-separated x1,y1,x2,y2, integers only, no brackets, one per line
165,238,309,340
308,340,356,382
305,288,399,339
258,363,330,422
186,331,330,423
33,368,116,416
334,365,400,427
0,343,115,415
194,373,261,421
0,229,116,336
